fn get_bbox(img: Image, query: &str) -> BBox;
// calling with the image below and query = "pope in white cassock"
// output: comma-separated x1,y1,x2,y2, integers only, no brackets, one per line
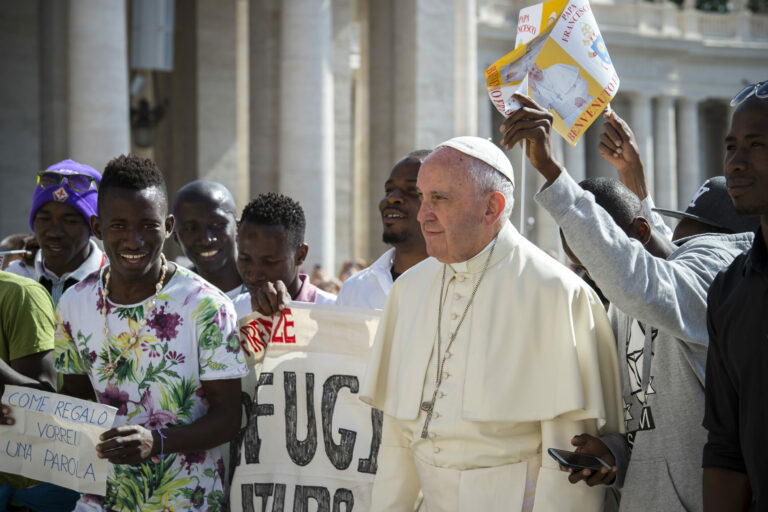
360,136,623,511
529,63,592,127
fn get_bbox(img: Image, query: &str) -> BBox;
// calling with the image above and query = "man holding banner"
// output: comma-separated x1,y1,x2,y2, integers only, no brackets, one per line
360,136,622,511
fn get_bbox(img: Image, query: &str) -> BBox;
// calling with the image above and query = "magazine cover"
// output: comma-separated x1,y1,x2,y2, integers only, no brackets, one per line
485,0,619,145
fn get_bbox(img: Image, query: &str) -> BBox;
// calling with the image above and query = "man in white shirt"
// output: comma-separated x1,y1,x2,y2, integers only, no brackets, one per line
6,159,106,306
172,180,243,299
337,150,430,309
233,192,335,318
360,136,622,511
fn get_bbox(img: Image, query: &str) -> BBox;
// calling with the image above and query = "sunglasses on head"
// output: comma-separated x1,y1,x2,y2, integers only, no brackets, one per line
730,81,768,107
36,170,98,193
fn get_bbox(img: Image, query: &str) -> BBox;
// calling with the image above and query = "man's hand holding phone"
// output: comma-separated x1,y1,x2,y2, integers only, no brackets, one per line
564,434,618,487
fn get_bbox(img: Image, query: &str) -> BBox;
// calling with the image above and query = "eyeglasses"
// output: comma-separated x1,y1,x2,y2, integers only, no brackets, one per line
730,81,768,107
36,170,98,193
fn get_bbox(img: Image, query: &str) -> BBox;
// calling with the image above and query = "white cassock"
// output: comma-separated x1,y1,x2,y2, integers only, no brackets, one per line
530,64,592,126
360,221,623,512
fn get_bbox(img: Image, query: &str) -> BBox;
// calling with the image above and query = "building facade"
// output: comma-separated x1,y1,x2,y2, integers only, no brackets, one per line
1,0,767,268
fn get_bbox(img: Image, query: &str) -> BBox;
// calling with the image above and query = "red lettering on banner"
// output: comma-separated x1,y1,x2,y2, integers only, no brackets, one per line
271,309,296,344
520,14,530,23
239,317,273,357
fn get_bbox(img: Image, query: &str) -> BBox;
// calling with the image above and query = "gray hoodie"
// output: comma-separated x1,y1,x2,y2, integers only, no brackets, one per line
535,171,753,512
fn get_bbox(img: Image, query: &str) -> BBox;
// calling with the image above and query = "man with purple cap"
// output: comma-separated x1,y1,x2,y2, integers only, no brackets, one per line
6,159,106,305
359,136,622,511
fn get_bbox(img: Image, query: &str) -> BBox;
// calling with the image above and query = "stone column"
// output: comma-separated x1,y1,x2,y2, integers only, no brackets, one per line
677,97,701,207
40,0,68,166
279,0,335,271
68,0,130,170
393,0,456,153
195,0,244,206
235,0,250,211
654,95,677,210
249,0,281,196
0,2,40,235
333,0,354,268
630,92,655,198
352,0,371,260
367,0,396,259
454,0,477,136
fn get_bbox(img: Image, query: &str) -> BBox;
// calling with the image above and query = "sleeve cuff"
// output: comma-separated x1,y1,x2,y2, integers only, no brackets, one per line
600,432,629,488
702,441,748,474
533,169,584,219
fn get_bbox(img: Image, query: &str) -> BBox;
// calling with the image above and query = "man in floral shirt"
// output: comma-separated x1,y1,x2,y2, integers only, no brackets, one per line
55,154,248,512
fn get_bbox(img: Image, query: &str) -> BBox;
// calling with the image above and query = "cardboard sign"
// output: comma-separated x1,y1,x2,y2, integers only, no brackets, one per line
485,0,619,145
0,385,117,495
231,304,381,512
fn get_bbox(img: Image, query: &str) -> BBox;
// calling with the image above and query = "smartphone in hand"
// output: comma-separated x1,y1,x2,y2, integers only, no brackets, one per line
547,448,612,472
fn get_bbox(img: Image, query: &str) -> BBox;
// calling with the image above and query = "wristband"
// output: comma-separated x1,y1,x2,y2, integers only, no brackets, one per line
151,428,167,463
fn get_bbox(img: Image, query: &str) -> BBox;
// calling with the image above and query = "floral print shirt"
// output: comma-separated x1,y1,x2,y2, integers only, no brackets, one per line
55,266,248,512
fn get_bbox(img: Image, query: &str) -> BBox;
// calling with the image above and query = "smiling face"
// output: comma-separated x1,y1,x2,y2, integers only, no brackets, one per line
236,222,308,299
93,186,173,287
32,201,92,276
174,199,237,276
379,158,423,246
724,96,768,218
416,148,490,263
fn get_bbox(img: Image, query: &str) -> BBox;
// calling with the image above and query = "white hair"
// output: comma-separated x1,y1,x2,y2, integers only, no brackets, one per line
464,157,515,222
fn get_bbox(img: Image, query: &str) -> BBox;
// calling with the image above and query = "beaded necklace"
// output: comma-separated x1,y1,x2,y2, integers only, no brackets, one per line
102,254,168,380
419,235,498,439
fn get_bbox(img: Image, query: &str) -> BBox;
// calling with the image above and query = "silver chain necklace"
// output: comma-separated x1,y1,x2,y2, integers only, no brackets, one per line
420,235,499,439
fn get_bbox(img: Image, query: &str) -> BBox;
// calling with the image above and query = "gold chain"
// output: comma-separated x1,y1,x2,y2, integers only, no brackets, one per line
420,235,498,439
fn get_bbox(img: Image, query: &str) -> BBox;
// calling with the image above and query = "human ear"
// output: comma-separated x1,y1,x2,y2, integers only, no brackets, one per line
165,214,175,239
295,244,309,266
484,191,506,226
90,216,103,240
629,217,651,245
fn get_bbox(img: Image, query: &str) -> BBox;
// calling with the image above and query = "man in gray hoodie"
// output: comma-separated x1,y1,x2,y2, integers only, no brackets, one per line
499,93,756,511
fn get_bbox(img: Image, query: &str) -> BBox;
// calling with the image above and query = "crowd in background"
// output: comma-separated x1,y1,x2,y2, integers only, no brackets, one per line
0,82,767,512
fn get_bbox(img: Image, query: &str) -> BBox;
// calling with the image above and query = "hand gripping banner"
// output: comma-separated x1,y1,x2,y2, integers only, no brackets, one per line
231,303,382,512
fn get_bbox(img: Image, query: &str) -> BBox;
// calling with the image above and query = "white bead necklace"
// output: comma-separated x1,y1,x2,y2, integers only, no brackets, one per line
102,253,168,380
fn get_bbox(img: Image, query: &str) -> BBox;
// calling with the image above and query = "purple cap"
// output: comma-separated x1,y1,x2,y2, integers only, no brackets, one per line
29,159,102,230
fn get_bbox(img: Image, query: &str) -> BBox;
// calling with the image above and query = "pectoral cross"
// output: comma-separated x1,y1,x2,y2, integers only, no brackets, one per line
419,389,439,439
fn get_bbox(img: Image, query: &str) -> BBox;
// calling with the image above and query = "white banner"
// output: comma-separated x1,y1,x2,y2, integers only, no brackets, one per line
0,385,117,495
230,303,381,512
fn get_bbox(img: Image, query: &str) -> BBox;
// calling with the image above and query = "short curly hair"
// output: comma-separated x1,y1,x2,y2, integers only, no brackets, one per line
579,177,643,232
239,192,306,249
99,154,168,213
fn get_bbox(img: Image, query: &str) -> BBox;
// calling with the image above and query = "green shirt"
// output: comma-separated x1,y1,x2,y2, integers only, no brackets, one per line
0,270,55,490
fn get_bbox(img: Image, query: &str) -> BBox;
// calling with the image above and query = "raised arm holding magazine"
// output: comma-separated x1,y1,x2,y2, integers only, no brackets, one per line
500,93,755,511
